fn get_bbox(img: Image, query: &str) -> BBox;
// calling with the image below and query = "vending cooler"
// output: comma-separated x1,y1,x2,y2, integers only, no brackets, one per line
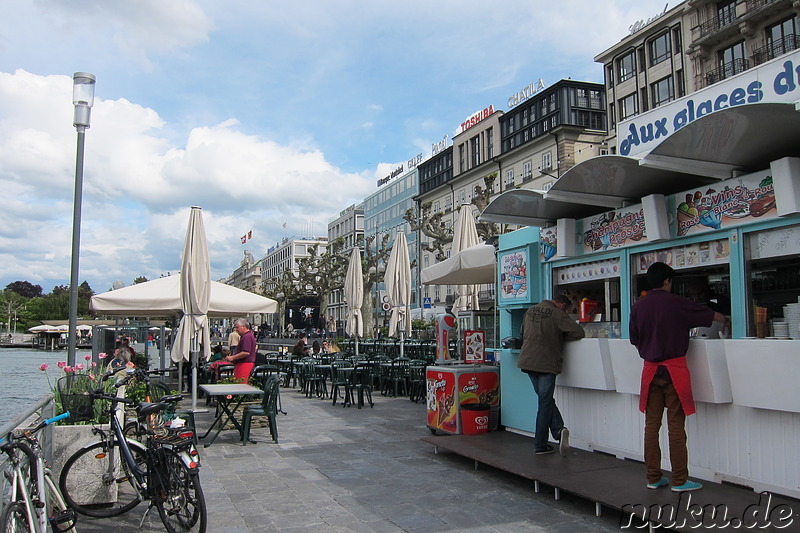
426,364,500,434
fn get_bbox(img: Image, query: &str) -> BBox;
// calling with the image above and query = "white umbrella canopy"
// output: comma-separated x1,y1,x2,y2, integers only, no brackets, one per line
451,206,482,312
344,247,364,346
421,243,496,285
170,207,211,365
385,231,412,340
90,275,277,317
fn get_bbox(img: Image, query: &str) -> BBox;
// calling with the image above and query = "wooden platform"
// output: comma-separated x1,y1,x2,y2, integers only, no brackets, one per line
421,430,800,531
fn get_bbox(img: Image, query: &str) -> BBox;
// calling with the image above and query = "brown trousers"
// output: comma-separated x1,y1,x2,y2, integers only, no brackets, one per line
644,377,688,486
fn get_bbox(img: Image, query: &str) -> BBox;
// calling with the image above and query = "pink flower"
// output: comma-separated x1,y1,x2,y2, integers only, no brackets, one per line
75,364,85,371
90,362,97,368
39,363,49,371
57,361,67,368
98,353,108,359
84,355,91,361
89,375,97,381
63,366,74,374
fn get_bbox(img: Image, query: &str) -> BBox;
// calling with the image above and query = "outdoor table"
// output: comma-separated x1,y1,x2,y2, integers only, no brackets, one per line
198,383,263,447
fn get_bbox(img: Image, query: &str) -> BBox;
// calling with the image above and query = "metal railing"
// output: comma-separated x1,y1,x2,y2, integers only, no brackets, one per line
752,34,800,66
697,11,739,39
0,393,56,466
704,58,750,86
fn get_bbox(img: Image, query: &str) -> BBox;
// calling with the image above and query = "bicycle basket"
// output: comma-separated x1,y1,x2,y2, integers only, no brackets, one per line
57,374,96,422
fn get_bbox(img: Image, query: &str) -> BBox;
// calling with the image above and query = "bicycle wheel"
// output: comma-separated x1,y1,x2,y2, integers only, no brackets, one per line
59,440,145,518
155,449,206,533
0,501,30,533
44,471,77,532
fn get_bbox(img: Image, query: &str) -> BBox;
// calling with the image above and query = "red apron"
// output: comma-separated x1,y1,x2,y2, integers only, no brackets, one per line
639,356,695,416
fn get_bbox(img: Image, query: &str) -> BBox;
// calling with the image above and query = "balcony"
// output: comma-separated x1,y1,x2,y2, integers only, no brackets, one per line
576,96,603,109
697,12,739,39
704,58,750,87
752,34,800,66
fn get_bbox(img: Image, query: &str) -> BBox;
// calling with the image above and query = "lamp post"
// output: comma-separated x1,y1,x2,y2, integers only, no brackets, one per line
67,72,95,367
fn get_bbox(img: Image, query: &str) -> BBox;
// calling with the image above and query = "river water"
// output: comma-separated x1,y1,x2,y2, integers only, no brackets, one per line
0,348,92,428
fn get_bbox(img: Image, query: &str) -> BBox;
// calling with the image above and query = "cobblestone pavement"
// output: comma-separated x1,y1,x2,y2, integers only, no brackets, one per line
73,385,625,532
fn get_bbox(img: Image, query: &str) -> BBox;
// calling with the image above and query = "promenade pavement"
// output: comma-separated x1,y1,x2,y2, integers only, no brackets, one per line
74,385,626,532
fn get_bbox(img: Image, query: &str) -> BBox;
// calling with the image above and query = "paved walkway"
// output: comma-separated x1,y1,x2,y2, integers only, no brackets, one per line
75,386,625,532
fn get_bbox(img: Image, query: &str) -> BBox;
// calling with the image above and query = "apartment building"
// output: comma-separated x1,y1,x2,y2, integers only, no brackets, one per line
326,204,364,333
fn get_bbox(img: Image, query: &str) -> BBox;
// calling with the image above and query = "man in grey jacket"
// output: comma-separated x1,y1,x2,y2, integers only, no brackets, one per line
519,295,585,456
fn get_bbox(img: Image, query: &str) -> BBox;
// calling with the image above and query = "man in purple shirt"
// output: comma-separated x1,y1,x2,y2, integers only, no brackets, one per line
630,262,728,493
225,318,257,382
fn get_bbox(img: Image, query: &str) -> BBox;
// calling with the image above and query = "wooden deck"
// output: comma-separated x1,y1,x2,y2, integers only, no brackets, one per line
421,430,800,532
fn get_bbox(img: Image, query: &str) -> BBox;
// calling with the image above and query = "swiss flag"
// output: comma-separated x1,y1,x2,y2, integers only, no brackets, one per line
241,235,247,244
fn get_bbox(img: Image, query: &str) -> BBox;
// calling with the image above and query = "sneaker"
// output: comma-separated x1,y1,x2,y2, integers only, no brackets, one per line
647,477,669,489
559,428,570,457
535,445,555,455
671,480,703,492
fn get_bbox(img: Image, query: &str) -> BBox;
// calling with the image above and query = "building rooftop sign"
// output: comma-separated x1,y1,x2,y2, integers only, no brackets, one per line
617,50,800,157
455,105,495,135
507,79,547,108
377,164,404,187
628,4,669,35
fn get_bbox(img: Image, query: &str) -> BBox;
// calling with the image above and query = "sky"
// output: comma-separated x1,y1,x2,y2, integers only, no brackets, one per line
0,0,673,295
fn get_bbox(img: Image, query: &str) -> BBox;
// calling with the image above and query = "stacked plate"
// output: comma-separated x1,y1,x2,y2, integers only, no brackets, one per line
772,321,789,338
782,303,800,339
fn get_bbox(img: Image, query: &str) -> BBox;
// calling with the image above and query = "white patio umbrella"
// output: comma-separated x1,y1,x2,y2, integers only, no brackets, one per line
451,206,481,312
420,243,496,285
385,231,412,357
344,247,364,356
170,207,211,412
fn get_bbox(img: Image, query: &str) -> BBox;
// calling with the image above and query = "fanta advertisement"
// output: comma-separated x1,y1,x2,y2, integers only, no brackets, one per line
618,50,800,157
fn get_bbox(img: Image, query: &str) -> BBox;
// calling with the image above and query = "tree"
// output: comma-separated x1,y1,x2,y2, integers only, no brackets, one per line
133,276,148,284
0,290,27,334
5,281,43,299
262,269,302,335
470,173,503,242
296,238,348,322
361,232,391,336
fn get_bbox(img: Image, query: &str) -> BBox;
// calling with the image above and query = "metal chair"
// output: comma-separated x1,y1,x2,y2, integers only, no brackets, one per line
408,360,427,403
241,375,282,445
330,360,353,406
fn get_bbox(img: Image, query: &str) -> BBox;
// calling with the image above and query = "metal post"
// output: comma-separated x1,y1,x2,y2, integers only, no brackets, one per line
67,127,86,367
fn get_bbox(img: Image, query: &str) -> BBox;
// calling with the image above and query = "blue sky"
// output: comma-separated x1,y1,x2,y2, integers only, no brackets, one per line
0,0,671,295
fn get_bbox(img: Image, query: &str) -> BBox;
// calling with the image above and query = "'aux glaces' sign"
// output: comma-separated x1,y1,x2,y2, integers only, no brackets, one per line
618,50,800,157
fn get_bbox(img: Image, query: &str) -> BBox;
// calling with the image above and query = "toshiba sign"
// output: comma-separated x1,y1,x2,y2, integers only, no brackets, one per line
455,105,495,135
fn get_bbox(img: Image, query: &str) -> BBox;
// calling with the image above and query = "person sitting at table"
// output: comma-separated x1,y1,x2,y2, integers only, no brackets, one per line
210,345,224,362
291,339,308,357
311,340,322,356
224,319,257,381
328,340,341,354
321,340,330,354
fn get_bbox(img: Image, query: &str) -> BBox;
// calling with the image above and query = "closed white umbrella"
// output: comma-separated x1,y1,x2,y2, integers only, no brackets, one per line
421,243,496,285
344,247,363,356
170,207,211,412
385,231,412,357
451,206,481,312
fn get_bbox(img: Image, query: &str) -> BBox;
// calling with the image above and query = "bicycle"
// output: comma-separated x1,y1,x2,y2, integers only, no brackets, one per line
1,411,77,532
57,366,206,533
120,369,187,444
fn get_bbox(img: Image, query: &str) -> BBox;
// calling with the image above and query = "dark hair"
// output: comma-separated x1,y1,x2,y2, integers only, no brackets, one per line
553,294,571,307
646,262,675,289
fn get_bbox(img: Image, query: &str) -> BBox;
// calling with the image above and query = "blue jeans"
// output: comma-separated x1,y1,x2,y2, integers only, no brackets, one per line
527,371,564,450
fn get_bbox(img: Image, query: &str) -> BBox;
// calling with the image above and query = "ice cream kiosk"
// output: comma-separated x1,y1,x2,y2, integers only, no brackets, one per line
486,54,800,498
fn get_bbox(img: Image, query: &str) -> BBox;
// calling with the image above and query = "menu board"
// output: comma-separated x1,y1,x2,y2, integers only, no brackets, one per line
634,238,730,274
555,257,621,285
463,330,486,363
747,224,800,260
499,250,528,300
674,170,776,237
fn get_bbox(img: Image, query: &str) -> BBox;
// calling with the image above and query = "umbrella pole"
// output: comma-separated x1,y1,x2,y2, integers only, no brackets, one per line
355,336,359,357
400,330,404,358
178,360,184,394
190,334,199,412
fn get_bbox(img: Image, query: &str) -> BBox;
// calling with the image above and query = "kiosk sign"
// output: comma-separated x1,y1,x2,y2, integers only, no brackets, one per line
618,49,800,157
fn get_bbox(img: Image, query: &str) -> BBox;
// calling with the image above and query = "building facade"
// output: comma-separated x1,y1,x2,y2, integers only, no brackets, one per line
326,204,364,332
227,250,262,294
595,0,799,150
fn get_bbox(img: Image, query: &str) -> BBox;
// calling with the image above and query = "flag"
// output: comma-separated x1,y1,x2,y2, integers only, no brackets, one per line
248,230,252,240
282,222,287,229
241,235,246,244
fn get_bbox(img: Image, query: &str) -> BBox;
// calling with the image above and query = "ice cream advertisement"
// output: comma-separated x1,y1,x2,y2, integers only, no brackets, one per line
674,171,776,236
539,227,557,262
500,250,528,300
582,206,646,254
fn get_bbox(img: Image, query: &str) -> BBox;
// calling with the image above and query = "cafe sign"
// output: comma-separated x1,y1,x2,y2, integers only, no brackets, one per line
582,205,646,254
618,49,800,157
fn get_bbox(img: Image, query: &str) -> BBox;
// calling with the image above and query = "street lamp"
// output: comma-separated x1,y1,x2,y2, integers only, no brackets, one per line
67,72,95,366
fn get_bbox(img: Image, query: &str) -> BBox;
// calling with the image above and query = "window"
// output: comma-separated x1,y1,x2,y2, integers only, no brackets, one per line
504,169,514,187
651,76,674,107
541,152,552,171
487,128,494,158
618,92,637,120
672,27,682,55
433,201,440,213
718,41,747,79
649,32,671,66
458,190,466,205
523,161,532,180
766,16,799,60
717,0,736,27
458,144,465,173
444,195,452,212
470,135,481,167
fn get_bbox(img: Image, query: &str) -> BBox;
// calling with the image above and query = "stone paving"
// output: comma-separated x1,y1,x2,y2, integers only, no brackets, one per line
74,385,626,532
